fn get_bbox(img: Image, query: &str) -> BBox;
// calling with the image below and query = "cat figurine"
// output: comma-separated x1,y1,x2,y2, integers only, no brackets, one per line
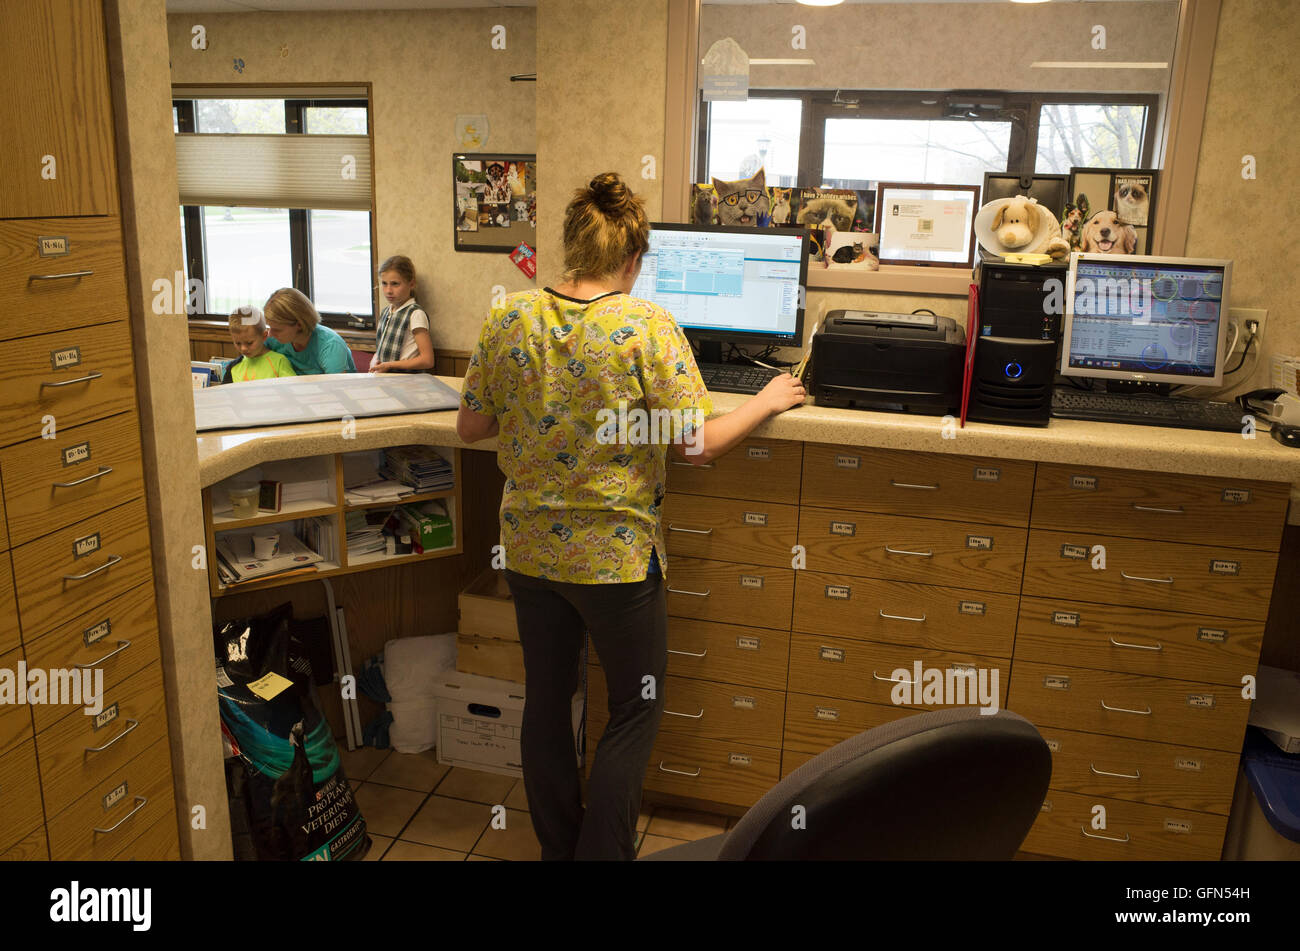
711,168,770,227
769,187,792,225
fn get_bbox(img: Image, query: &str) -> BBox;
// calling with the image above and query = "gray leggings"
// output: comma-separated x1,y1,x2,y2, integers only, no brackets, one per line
503,569,667,860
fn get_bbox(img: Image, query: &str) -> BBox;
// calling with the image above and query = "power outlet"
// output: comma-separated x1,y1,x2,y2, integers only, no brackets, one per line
1228,307,1268,352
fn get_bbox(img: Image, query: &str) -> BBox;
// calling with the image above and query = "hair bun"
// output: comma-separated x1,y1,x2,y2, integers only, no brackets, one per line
588,172,632,215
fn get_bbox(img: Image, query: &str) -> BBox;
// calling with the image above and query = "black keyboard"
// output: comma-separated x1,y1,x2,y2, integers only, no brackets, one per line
698,362,782,395
1051,387,1247,433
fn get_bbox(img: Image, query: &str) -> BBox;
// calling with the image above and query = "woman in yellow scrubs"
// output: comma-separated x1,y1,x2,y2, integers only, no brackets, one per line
457,172,804,860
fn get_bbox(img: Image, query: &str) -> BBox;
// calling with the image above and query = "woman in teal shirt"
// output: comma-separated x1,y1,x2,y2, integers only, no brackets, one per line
263,287,357,375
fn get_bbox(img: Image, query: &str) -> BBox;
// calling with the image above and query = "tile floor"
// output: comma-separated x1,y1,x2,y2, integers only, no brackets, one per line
341,746,738,861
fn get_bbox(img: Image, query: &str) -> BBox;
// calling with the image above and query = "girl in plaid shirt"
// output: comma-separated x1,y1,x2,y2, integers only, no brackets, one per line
371,255,436,373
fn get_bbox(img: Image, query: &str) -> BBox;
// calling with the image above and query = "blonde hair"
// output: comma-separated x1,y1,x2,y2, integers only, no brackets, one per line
561,172,650,281
263,287,319,335
228,305,266,333
378,255,416,284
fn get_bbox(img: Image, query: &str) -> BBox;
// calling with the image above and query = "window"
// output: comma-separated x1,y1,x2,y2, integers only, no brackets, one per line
175,96,374,326
704,98,802,186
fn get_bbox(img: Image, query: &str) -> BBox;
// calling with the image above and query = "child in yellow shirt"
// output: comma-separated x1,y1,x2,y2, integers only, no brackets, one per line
224,306,297,383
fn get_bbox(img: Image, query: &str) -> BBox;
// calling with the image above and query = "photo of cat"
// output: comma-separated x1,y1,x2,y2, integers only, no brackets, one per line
796,192,857,233
691,183,719,226
769,187,792,225
711,168,771,227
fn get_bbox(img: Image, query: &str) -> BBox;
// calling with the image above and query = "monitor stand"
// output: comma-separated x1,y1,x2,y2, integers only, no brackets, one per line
1104,379,1173,397
697,340,724,365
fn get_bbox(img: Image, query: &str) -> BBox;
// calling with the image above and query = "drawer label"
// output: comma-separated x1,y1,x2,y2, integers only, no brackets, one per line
63,441,91,466
1070,475,1098,490
1052,611,1081,627
73,532,101,559
735,636,761,651
834,455,860,470
103,781,128,812
1163,819,1192,835
819,646,845,663
83,618,111,646
958,601,985,616
739,575,764,589
1186,694,1216,709
1045,739,1061,752
815,707,840,721
732,696,756,710
743,512,768,527
1196,627,1227,643
50,346,82,370
1221,487,1252,504
966,534,993,550
728,753,752,767
825,585,851,600
1060,544,1088,560
1209,560,1239,576
746,446,770,461
38,235,70,257
973,467,1001,482
829,521,856,537
93,702,119,731
1043,675,1071,690
1174,757,1203,772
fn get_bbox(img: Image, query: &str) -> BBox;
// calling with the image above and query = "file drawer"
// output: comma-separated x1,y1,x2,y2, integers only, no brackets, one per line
1007,661,1251,751
0,740,43,850
587,667,785,749
115,810,180,861
1023,790,1226,861
661,493,798,568
11,498,153,637
0,320,137,448
1015,597,1263,687
1023,531,1277,621
800,507,1027,593
801,443,1034,527
46,736,174,861
667,437,802,504
639,732,781,809
0,552,18,656
0,824,48,861
793,570,1018,656
23,582,160,733
589,617,790,692
787,632,1010,709
781,692,917,760
0,647,34,757
36,664,168,817
665,557,793,631
1032,463,1288,551
0,217,128,340
1036,725,1238,815
0,411,146,546
0,485,8,549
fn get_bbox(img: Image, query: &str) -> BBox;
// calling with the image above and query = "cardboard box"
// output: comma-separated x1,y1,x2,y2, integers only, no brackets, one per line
399,500,453,552
458,568,518,641
456,634,525,684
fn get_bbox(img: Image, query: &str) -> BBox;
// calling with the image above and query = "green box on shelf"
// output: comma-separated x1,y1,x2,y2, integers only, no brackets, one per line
401,501,453,552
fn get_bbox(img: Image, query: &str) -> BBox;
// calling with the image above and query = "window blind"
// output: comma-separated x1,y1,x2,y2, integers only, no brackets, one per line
174,133,372,211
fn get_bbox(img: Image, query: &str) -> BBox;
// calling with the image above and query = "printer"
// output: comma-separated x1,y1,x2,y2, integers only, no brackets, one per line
811,310,966,415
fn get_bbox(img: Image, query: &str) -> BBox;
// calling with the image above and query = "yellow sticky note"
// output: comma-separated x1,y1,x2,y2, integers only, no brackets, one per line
246,671,294,701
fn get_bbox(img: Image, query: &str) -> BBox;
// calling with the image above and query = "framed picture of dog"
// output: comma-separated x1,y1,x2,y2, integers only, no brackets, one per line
454,153,537,253
1063,167,1159,256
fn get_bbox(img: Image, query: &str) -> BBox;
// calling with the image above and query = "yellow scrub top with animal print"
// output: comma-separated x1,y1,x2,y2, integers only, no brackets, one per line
462,288,712,584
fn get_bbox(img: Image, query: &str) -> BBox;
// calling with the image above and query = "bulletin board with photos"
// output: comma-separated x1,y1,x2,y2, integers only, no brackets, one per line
1062,167,1159,256
453,153,537,252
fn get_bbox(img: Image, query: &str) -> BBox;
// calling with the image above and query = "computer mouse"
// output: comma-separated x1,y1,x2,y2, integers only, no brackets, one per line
1270,423,1300,448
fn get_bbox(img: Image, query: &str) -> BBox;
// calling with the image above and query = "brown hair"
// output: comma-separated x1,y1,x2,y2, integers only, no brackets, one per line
263,287,320,335
561,172,650,281
378,255,416,283
228,305,266,332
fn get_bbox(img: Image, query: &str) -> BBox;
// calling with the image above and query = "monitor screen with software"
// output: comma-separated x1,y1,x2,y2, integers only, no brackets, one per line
629,223,808,349
1060,253,1231,388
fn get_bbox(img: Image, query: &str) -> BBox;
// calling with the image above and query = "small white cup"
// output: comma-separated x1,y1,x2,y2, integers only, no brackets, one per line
252,530,280,560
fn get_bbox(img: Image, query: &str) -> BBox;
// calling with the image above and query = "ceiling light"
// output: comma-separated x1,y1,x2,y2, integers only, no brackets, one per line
796,0,845,7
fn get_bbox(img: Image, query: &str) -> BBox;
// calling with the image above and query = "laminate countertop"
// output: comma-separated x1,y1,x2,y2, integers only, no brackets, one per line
196,376,1300,521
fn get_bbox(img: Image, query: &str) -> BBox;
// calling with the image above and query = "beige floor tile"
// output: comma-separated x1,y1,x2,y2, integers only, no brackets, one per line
466,854,501,861
352,783,427,839
363,835,393,861
369,751,450,792
503,779,530,812
435,766,517,805
402,795,493,852
637,833,690,858
473,808,541,861
646,807,727,841
340,746,391,782
383,841,467,861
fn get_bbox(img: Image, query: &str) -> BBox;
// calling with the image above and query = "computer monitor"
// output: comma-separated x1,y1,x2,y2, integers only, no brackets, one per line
1060,253,1232,388
630,223,809,359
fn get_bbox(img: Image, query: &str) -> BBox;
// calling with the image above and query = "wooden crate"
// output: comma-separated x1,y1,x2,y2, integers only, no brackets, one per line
458,568,518,641
456,634,525,684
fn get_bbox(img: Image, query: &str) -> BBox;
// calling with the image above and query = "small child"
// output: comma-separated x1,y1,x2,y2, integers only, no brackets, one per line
224,306,297,383
371,255,435,373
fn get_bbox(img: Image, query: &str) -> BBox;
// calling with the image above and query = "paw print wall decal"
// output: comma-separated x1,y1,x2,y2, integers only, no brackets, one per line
232,57,245,73
279,44,289,58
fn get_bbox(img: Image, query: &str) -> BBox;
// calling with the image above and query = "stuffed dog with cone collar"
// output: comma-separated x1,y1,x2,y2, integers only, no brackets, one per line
975,196,1070,261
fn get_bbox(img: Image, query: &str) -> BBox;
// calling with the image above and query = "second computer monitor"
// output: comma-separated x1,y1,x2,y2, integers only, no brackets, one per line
630,223,809,349
1060,252,1232,388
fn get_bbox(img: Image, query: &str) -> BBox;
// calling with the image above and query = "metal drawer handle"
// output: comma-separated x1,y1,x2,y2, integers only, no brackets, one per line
29,270,94,282
667,586,710,597
879,609,926,623
76,640,132,669
1108,636,1163,652
665,707,704,719
53,465,114,488
1120,570,1174,584
84,718,140,754
884,545,933,558
93,795,147,834
41,371,103,388
658,762,702,777
63,554,122,581
1100,700,1152,716
1080,827,1130,843
671,461,715,469
668,524,713,536
889,480,939,490
874,670,917,685
668,647,708,658
1090,762,1141,780
1131,503,1184,514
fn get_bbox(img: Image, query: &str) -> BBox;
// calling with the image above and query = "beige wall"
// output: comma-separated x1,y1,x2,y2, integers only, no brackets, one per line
166,9,537,352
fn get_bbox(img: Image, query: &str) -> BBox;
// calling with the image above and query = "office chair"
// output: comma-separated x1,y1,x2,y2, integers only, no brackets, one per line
640,706,1051,860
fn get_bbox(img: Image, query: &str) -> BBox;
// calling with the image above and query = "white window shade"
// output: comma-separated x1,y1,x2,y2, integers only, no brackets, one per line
175,133,372,211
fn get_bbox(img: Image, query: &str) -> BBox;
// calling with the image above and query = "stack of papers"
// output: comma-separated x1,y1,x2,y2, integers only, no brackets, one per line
215,530,324,585
297,516,338,564
381,446,454,493
344,480,413,505
345,509,391,558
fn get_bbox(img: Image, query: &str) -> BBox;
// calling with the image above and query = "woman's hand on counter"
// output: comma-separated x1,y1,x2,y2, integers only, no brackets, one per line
756,372,807,417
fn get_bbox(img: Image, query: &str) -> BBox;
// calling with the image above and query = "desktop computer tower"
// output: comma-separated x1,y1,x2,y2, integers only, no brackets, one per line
977,257,1066,343
966,337,1056,427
